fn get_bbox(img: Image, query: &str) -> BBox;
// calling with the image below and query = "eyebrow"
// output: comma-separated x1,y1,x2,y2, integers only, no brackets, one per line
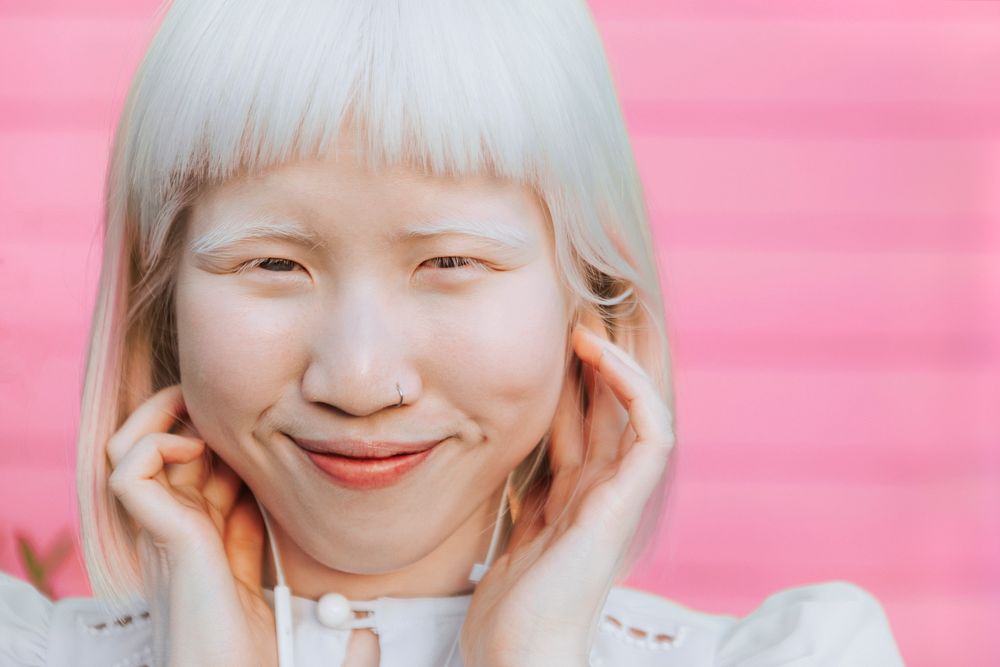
390,217,531,250
189,216,326,258
189,215,532,259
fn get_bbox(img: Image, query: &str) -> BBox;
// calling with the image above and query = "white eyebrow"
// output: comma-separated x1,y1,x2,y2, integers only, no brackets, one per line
189,216,325,257
190,215,532,258
391,218,532,249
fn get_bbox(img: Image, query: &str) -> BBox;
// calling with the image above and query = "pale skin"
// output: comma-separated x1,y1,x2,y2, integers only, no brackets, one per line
106,140,675,666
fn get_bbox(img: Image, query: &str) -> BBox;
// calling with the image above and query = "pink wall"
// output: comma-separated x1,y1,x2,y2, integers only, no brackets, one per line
2,2,998,665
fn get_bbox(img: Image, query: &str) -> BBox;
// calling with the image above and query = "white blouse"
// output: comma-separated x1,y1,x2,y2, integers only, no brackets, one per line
0,570,906,666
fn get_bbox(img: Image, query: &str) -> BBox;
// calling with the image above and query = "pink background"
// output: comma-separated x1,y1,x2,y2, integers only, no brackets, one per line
2,2,998,665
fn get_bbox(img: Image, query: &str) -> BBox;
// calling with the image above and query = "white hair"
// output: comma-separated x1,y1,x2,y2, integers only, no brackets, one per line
79,0,678,611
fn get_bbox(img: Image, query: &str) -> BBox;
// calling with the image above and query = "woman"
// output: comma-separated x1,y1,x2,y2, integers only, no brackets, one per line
0,0,906,665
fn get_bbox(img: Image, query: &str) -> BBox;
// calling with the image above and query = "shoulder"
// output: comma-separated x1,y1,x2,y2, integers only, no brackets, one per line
0,570,154,667
711,580,906,666
0,571,52,666
591,580,905,666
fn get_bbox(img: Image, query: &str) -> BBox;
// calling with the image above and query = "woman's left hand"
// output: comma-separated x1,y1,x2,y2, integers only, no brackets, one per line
460,322,676,667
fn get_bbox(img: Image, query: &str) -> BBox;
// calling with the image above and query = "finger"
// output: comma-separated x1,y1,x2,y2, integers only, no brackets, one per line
164,415,211,488
572,325,672,448
572,325,675,500
107,384,187,467
224,488,265,593
572,326,643,465
548,359,586,470
585,368,630,467
613,419,671,512
202,454,244,518
107,432,206,545
617,423,638,460
596,350,674,455
165,450,209,489
596,361,674,512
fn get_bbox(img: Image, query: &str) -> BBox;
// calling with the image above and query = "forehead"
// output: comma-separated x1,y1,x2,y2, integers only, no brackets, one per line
198,157,537,215
200,115,541,209
186,139,551,253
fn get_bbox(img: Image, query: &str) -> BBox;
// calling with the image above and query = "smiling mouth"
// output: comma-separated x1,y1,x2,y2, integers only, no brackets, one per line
331,451,412,460
301,446,439,490
291,436,444,459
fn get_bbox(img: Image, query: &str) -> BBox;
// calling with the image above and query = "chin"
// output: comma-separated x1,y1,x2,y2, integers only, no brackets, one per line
296,518,440,573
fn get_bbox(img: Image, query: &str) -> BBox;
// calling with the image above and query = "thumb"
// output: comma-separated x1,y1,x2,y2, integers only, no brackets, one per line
224,487,266,593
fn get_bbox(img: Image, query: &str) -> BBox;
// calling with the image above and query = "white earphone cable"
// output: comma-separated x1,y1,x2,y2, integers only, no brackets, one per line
255,497,296,667
442,471,512,667
258,470,513,667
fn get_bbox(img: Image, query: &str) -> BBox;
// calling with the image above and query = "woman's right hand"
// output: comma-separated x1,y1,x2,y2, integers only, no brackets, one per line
106,384,278,667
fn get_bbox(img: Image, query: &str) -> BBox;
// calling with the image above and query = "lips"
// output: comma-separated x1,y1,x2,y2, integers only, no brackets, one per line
291,437,443,459
304,448,435,490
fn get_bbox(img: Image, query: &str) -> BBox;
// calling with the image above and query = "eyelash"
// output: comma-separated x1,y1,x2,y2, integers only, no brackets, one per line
234,256,487,274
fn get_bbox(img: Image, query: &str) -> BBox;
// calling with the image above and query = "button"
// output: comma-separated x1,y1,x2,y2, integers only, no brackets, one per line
316,592,352,628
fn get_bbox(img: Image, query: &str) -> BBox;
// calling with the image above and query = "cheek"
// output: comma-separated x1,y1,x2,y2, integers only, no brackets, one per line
433,267,569,450
174,277,301,445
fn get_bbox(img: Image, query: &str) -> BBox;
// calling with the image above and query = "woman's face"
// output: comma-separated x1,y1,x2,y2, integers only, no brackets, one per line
173,142,574,574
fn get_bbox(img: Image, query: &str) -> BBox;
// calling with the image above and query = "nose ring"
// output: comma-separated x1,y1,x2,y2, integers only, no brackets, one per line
396,382,404,407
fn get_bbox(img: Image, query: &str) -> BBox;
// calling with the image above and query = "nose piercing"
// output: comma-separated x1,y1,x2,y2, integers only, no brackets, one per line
396,382,404,407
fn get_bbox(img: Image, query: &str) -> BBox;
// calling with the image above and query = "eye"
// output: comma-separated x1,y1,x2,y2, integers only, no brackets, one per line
233,256,488,276
423,256,487,271
235,257,304,274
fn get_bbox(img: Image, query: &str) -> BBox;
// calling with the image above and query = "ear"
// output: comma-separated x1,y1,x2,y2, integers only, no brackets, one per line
570,303,611,345
565,303,610,415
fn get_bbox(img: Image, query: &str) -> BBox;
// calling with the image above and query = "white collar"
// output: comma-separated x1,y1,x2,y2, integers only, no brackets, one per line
261,587,475,666
262,586,474,631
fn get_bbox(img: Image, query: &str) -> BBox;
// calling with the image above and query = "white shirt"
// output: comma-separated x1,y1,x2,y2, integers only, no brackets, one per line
0,570,906,666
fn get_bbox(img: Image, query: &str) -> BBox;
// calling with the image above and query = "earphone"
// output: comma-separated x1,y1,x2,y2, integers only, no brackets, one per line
255,470,514,667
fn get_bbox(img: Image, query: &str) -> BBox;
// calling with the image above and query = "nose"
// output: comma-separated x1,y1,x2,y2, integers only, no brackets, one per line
300,283,420,416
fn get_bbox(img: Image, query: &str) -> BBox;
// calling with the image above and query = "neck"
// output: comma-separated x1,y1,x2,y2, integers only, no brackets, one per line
261,482,508,601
